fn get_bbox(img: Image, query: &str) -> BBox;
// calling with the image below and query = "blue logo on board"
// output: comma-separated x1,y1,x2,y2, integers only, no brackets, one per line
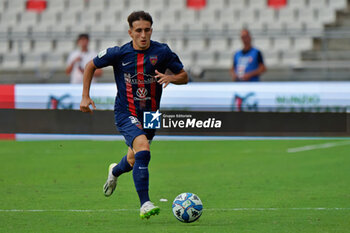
143,110,162,129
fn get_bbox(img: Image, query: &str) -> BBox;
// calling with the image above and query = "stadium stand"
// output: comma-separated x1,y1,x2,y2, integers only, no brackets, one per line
0,0,349,83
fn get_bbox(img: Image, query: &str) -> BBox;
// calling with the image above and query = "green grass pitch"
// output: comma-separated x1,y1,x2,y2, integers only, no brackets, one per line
0,139,349,233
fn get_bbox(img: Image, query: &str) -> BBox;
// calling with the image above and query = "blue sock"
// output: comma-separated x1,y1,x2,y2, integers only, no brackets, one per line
112,155,133,177
133,150,151,206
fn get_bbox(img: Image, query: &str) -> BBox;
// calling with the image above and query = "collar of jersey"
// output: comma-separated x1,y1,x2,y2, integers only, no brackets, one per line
130,41,153,53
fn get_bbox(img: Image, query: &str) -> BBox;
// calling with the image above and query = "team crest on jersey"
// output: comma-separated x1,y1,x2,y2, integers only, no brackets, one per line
150,56,158,66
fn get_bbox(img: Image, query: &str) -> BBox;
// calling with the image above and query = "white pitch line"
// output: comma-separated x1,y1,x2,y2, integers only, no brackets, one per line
287,141,350,153
0,209,138,212
206,208,350,211
0,209,137,212
0,208,349,213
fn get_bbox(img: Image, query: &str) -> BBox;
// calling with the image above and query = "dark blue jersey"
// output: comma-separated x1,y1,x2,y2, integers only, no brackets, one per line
233,47,264,82
93,40,183,120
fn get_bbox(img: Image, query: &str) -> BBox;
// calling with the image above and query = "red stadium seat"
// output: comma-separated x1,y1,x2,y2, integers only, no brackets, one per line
187,0,206,10
26,0,47,12
268,0,287,9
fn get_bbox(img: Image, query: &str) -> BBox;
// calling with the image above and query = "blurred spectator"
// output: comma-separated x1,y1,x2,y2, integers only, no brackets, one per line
230,29,266,82
65,33,102,84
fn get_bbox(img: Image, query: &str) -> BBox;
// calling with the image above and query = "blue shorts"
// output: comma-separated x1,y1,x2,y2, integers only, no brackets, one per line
115,111,155,148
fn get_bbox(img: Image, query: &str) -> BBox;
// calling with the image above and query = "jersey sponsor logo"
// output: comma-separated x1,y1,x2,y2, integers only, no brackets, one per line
237,56,253,79
238,56,253,65
136,87,148,99
124,73,157,85
98,49,107,58
150,55,158,66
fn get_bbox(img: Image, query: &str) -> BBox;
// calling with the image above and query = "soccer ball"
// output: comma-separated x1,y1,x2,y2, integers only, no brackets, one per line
172,192,203,223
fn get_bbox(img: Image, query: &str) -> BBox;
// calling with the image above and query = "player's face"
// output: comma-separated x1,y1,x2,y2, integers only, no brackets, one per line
128,20,153,50
77,38,89,51
241,30,251,47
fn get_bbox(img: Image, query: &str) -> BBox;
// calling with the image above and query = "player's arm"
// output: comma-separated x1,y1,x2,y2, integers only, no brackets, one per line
155,69,188,88
80,60,97,113
230,55,239,81
65,56,81,75
242,63,267,81
94,68,103,77
242,51,267,81
230,66,239,81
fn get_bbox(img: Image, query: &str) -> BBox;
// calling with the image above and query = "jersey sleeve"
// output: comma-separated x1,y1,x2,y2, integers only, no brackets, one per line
93,46,121,68
163,45,184,74
257,50,264,65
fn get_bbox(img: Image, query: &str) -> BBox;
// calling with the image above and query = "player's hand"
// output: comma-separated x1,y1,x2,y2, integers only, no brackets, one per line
241,73,252,81
155,70,172,88
80,96,96,113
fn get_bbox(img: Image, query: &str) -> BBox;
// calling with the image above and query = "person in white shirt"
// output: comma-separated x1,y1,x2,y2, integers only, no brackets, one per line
65,33,103,84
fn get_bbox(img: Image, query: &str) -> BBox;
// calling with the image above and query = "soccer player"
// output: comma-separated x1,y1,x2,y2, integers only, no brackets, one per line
79,11,188,219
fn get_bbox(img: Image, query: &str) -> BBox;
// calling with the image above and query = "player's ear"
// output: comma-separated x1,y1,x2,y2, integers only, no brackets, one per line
128,28,132,37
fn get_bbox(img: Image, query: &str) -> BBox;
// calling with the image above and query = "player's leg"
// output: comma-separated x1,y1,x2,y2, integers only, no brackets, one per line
103,162,118,197
132,134,160,219
103,148,135,197
132,134,150,205
126,147,135,166
113,147,135,176
104,112,138,197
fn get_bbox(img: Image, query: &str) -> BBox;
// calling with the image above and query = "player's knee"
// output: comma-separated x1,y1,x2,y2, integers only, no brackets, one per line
139,142,150,152
127,148,135,167
133,135,150,152
136,141,150,151
127,157,135,167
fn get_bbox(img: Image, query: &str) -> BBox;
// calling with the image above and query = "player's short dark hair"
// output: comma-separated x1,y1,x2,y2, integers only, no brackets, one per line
127,11,153,28
77,33,89,41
